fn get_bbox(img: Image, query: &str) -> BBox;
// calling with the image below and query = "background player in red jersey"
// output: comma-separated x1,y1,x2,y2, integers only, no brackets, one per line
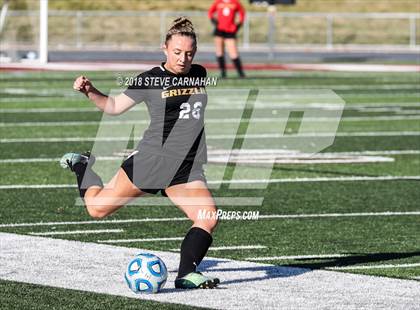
208,0,246,78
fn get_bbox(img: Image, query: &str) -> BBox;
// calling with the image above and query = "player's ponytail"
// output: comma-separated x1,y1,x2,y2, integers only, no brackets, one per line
165,17,197,47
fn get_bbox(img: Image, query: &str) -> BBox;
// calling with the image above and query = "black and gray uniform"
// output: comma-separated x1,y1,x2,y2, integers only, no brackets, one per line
121,63,208,195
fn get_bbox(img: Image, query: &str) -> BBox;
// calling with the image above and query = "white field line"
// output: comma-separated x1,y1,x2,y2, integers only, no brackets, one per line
207,245,268,251
97,237,183,243
1,131,420,143
74,197,264,207
0,156,395,166
0,184,77,189
207,132,420,139
2,116,420,127
327,150,420,156
208,149,420,156
0,156,120,164
208,176,420,184
0,150,418,164
1,84,418,96
169,245,268,252
258,212,420,219
0,108,100,113
29,229,124,236
1,211,419,228
0,97,81,103
1,104,420,114
0,90,414,100
211,156,394,164
0,218,188,228
328,263,420,270
246,254,352,261
2,233,419,309
1,176,419,190
1,88,76,97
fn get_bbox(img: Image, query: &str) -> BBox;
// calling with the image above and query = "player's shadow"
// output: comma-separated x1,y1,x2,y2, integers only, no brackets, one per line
196,251,420,286
281,251,420,270
198,259,310,286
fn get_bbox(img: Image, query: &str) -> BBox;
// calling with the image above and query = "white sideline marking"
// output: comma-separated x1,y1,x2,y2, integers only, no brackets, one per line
169,245,268,252
1,176,419,190
0,211,419,228
247,254,352,261
1,150,418,164
329,263,420,270
98,237,183,243
2,116,420,127
29,229,124,236
1,131,420,143
0,233,419,309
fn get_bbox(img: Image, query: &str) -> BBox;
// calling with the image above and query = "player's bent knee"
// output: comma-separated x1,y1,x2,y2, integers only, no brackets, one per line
85,204,110,219
195,216,218,233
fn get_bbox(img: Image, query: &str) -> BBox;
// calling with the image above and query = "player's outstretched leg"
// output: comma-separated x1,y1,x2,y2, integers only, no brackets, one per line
60,151,103,198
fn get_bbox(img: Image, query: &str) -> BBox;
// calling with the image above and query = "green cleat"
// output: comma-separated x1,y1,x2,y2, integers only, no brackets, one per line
59,152,90,171
175,272,220,289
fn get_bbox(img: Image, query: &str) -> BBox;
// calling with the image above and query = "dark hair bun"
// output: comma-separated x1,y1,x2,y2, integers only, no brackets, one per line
167,17,195,36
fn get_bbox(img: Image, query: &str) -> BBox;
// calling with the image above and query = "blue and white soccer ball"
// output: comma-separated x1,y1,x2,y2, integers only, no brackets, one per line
124,252,168,294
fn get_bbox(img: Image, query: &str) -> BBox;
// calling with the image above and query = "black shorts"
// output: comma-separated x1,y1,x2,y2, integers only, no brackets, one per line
121,151,206,196
213,28,237,39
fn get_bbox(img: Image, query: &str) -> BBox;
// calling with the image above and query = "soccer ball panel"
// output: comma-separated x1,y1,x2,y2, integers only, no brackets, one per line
147,260,165,277
127,258,142,276
135,278,154,293
124,252,168,294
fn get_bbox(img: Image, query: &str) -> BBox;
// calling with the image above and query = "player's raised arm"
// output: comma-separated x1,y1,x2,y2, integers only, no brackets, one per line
73,75,135,115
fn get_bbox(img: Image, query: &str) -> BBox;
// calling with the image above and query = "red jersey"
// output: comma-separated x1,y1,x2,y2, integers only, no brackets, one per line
208,0,245,34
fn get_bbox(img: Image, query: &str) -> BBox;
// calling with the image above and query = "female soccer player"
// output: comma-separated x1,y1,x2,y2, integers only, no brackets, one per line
208,0,246,78
61,17,219,289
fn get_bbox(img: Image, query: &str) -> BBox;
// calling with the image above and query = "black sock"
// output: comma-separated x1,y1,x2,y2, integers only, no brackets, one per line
72,162,103,198
216,56,226,77
232,57,245,77
177,227,213,278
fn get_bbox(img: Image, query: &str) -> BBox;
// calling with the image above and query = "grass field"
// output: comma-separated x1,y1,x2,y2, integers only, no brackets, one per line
0,69,419,309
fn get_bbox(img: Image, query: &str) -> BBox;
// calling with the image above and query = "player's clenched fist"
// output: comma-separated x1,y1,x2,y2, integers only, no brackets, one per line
73,76,92,94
